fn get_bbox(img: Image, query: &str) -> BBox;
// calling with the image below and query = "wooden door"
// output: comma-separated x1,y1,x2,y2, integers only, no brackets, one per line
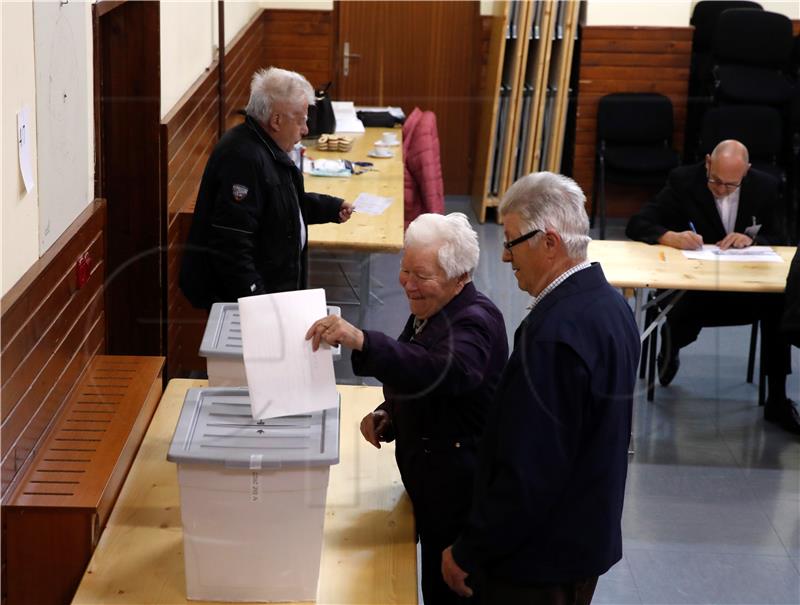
95,1,164,356
334,1,480,194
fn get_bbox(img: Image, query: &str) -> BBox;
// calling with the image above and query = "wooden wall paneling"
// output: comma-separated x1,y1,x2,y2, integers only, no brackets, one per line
263,9,334,90
471,12,509,223
498,0,534,194
544,0,581,172
573,26,691,218
0,201,106,495
522,0,556,174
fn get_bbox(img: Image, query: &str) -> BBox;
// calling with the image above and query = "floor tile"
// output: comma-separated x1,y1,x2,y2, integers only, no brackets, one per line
625,549,800,604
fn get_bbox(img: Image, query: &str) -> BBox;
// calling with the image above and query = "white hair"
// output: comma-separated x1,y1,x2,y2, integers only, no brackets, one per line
404,213,480,280
245,67,315,123
499,172,591,260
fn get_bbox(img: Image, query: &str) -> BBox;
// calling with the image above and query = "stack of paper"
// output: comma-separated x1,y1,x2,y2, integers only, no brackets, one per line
238,289,338,420
332,101,365,133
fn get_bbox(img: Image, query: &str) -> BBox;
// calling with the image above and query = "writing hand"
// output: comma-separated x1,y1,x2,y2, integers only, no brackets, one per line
658,230,703,250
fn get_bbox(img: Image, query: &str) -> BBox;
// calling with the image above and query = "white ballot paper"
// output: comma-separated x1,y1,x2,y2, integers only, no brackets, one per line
353,192,393,215
682,245,783,263
239,289,337,420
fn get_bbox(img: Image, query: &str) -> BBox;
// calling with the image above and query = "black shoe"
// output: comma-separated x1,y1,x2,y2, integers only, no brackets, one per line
657,325,680,386
764,398,800,435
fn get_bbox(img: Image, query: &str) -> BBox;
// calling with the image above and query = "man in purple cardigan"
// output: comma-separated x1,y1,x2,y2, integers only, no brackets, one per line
307,212,508,605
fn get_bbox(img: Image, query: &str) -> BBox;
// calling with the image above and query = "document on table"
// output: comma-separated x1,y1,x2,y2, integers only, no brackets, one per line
238,289,338,420
332,101,366,133
353,192,393,215
682,245,784,263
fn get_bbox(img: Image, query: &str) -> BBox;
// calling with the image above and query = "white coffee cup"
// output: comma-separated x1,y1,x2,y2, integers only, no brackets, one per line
381,131,398,145
372,145,391,157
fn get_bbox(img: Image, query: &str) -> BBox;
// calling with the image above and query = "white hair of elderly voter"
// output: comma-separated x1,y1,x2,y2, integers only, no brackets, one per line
500,172,591,260
404,212,479,280
245,67,315,125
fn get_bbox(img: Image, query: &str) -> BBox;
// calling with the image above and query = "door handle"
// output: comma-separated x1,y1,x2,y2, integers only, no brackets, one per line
343,41,362,77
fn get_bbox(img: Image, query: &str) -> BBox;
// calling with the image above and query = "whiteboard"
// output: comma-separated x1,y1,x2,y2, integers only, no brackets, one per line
33,1,93,254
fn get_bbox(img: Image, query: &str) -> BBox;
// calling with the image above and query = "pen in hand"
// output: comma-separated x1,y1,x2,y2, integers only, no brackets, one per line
687,221,703,250
688,221,697,233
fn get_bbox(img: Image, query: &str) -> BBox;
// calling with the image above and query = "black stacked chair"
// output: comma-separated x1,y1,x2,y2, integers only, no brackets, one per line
684,1,763,160
592,93,680,240
711,9,795,106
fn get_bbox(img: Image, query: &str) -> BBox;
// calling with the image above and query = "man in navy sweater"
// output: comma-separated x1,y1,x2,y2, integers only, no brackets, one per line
442,172,640,605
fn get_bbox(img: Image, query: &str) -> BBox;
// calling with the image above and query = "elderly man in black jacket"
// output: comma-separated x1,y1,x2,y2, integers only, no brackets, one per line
180,67,352,309
626,139,799,434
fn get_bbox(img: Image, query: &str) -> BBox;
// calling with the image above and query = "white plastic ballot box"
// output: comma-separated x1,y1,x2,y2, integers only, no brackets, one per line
200,302,342,386
167,387,340,602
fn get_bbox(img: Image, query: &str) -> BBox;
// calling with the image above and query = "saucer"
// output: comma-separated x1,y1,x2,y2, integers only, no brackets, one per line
375,140,400,147
368,150,394,158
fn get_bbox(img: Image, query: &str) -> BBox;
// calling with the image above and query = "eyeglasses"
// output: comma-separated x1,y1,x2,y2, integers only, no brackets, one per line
503,229,542,251
707,176,742,191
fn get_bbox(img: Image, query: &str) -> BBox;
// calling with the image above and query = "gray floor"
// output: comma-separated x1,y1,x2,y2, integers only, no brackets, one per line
311,198,800,605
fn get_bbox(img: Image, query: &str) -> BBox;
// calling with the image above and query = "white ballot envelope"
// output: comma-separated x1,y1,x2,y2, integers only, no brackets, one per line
238,289,338,420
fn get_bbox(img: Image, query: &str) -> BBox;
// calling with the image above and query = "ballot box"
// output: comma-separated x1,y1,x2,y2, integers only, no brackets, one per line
200,302,341,386
167,387,340,602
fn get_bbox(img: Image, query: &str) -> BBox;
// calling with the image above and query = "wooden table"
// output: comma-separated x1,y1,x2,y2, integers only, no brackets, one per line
72,380,417,605
588,240,796,293
588,240,796,402
305,127,405,326
306,128,404,253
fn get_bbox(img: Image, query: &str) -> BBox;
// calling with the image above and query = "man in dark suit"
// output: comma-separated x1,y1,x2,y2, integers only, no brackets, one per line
442,173,640,605
307,212,508,605
626,140,799,434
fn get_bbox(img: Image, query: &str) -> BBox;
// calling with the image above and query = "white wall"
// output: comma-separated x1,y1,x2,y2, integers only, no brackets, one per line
587,0,800,26
260,0,332,9
160,1,216,118
33,0,94,254
2,1,40,296
225,1,262,46
586,1,691,26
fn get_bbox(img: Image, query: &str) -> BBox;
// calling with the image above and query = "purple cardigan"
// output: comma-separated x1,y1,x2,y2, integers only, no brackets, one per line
351,282,508,535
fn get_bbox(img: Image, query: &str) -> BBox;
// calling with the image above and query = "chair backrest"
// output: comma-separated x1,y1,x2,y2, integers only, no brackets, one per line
690,1,762,53
698,105,782,159
597,93,674,145
713,9,794,68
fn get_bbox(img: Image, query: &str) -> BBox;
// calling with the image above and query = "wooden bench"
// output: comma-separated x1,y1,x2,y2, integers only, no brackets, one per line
2,355,164,605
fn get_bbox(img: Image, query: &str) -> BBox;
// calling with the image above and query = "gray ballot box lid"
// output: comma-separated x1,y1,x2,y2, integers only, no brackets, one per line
167,387,340,469
199,302,342,359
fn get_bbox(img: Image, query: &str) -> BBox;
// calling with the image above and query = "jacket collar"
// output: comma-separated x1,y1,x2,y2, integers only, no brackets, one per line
245,114,295,167
402,282,479,345
518,263,608,341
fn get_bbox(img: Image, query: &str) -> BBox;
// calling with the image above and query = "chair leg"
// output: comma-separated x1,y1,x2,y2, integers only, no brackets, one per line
647,323,657,402
598,157,607,240
758,319,767,406
639,338,648,379
746,321,757,383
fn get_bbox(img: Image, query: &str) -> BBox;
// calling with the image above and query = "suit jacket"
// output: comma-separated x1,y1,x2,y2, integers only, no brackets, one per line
351,282,508,535
451,264,640,583
625,162,783,246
